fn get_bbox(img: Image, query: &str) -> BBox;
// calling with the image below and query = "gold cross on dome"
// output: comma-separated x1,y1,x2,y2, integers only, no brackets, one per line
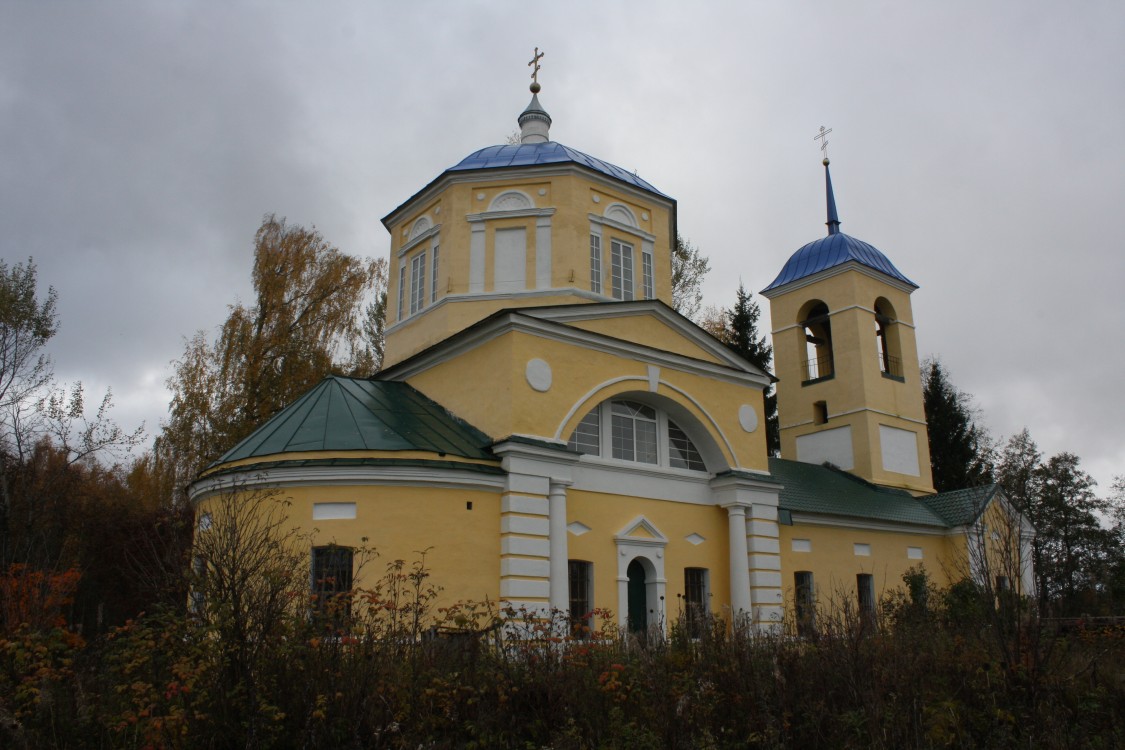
814,126,833,159
528,47,544,83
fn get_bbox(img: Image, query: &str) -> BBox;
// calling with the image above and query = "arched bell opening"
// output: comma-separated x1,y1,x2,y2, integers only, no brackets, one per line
798,300,834,383
874,297,904,380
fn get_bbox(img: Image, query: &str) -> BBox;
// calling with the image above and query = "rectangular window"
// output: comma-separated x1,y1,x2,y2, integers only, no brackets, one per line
569,560,593,638
795,571,815,637
684,567,709,638
410,252,426,314
641,247,654,299
610,240,634,300
857,573,875,625
431,245,440,302
567,409,601,455
611,401,657,464
312,502,357,520
397,264,406,320
312,546,354,623
589,234,602,294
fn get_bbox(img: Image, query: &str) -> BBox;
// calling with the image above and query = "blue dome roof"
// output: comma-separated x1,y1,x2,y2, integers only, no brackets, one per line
448,141,669,198
762,231,917,293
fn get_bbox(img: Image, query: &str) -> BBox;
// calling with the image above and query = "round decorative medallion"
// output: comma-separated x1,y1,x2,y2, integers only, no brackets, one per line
592,195,601,203
538,188,547,196
641,212,649,221
476,192,485,201
738,404,759,433
525,358,552,392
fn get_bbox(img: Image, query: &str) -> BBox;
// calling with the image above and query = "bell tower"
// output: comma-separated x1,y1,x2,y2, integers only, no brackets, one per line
761,154,934,495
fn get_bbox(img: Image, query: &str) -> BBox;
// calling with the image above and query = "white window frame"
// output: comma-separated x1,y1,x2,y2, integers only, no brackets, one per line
567,399,707,473
409,252,426,315
589,233,602,294
431,244,440,303
397,263,406,321
610,239,634,300
641,246,654,299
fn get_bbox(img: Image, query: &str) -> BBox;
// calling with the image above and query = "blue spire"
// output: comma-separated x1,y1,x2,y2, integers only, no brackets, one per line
824,157,841,236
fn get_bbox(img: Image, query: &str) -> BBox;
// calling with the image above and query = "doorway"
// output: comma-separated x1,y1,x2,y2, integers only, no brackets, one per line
627,559,648,632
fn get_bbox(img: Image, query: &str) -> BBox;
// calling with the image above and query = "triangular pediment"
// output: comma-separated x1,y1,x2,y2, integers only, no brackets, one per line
524,302,770,378
380,301,772,388
615,515,668,543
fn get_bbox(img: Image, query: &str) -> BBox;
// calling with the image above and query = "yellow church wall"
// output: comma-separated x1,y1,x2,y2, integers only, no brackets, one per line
778,523,958,607
404,327,768,472
196,483,503,610
563,315,727,365
565,489,733,621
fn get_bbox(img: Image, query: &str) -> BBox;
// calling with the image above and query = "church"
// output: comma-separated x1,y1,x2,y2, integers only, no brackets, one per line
189,66,1034,634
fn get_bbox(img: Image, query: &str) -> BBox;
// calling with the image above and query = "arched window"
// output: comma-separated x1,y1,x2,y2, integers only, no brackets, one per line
566,399,707,471
799,300,834,383
874,298,903,380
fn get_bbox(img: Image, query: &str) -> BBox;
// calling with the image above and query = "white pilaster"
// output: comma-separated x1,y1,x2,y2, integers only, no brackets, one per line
548,479,570,612
536,216,552,289
724,503,752,619
711,472,784,632
469,222,485,292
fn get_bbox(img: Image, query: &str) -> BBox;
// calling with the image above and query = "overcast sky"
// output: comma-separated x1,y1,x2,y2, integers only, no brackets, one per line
2,1,1121,494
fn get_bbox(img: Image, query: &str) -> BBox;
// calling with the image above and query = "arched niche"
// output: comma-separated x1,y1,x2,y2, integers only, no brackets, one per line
488,190,534,212
604,203,638,228
408,215,432,240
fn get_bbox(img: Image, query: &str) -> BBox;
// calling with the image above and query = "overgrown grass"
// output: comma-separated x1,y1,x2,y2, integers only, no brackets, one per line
2,561,1123,749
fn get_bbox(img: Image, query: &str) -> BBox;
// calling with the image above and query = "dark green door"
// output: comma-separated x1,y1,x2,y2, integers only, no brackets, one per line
627,559,647,632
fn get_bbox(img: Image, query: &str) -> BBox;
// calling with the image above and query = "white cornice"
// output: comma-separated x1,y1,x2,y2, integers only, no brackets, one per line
761,260,918,300
397,225,441,257
522,302,770,380
492,437,579,465
383,288,608,338
788,512,948,535
383,162,675,229
465,207,557,223
587,213,657,242
188,464,505,504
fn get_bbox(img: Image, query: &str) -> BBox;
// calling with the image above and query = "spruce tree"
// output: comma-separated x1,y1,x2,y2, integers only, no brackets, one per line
723,283,779,456
921,358,993,492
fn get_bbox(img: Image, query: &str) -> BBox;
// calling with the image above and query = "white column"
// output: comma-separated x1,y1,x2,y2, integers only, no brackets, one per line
724,503,752,619
548,480,570,613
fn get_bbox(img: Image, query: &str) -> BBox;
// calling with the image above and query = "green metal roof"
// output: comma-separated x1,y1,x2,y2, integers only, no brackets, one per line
920,485,1000,527
768,458,948,527
212,376,495,466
